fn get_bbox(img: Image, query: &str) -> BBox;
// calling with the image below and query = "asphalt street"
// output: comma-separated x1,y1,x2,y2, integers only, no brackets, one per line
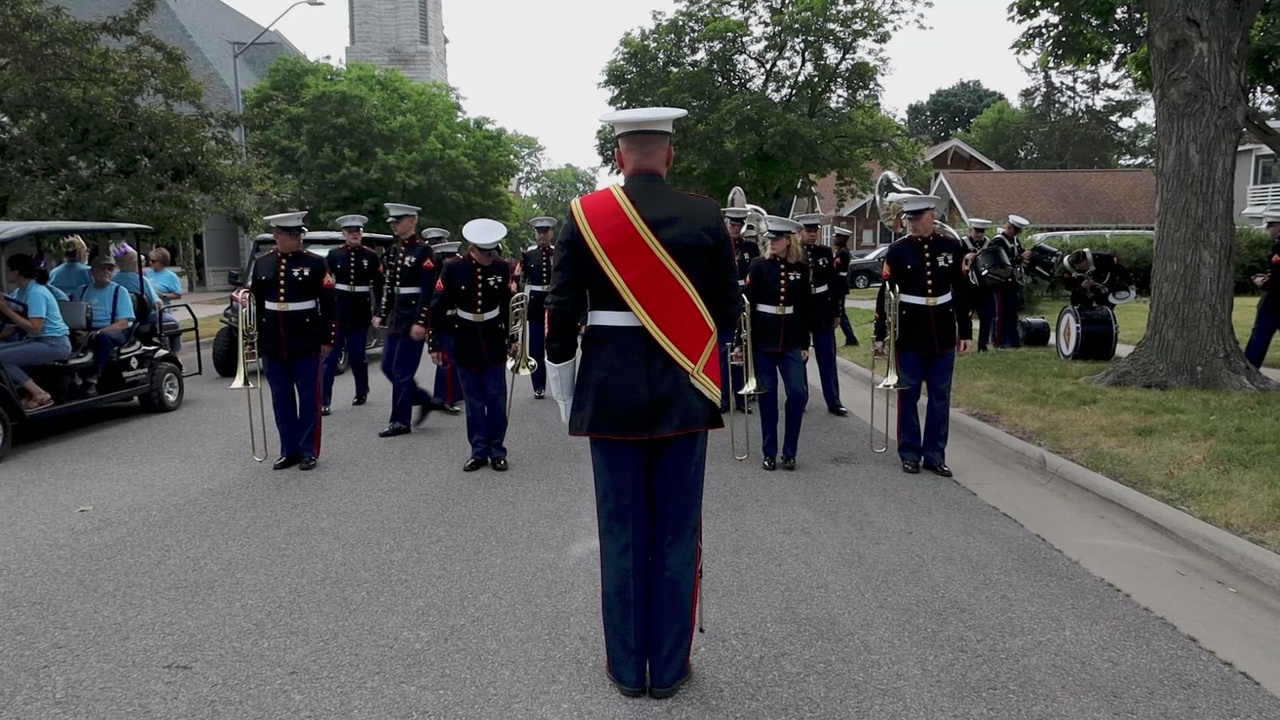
3,348,1280,719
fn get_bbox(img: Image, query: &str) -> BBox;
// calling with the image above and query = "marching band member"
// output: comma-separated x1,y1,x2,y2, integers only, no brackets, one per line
545,107,740,699
831,226,859,346
516,216,557,399
427,233,465,414
964,218,998,352
251,211,336,471
1061,248,1136,309
718,204,756,414
746,215,812,471
321,214,384,415
989,214,1031,348
1245,209,1280,368
429,218,515,472
795,215,850,416
873,195,972,477
374,202,444,438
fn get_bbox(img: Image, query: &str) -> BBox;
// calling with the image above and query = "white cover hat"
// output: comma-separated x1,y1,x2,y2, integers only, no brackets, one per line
462,218,507,249
832,226,853,237
898,195,939,215
264,211,307,230
422,227,450,241
384,203,421,221
599,107,688,137
1008,214,1030,229
793,213,823,226
335,214,368,229
723,208,749,220
968,218,992,229
764,215,803,236
530,216,557,230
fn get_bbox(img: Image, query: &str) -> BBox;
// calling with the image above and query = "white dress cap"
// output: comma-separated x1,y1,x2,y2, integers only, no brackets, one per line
898,195,939,214
764,215,803,236
432,241,461,254
968,218,992,229
336,214,368,229
264,211,308,230
384,203,422,220
792,213,823,226
723,207,749,220
530,216,558,230
832,226,853,237
462,218,508,249
599,107,688,137
1008,214,1030,229
422,227,451,241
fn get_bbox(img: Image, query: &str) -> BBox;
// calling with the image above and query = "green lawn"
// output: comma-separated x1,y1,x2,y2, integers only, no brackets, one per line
839,307,1280,552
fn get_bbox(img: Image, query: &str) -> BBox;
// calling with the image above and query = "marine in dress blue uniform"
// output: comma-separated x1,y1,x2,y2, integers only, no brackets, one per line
375,202,445,438
321,214,384,414
429,218,515,471
960,218,997,351
426,233,465,413
718,205,757,414
831,226,859,346
545,107,740,699
795,214,850,416
989,214,1032,348
746,216,814,471
873,195,973,477
515,216,557,398
250,211,337,472
1060,248,1136,309
1245,210,1280,368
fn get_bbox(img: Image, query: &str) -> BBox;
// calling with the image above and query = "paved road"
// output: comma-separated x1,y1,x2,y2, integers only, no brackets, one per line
3,352,1279,719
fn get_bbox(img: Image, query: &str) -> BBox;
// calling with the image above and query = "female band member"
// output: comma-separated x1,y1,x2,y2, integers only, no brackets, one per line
745,216,813,471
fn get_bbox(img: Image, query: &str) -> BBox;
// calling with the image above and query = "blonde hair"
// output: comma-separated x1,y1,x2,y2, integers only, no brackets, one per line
769,234,804,264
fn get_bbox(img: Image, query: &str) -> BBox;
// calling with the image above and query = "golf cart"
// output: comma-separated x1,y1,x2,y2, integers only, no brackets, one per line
211,231,395,378
0,221,201,463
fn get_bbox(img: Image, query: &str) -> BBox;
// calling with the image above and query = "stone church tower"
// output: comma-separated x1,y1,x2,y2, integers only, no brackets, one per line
345,0,448,84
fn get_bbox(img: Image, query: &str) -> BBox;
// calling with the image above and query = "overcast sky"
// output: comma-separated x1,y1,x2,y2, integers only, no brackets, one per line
222,0,1031,184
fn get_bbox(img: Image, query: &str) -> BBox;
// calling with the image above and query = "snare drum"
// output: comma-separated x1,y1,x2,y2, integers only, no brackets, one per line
972,245,1013,287
1056,305,1118,361
1027,243,1062,282
1018,317,1051,347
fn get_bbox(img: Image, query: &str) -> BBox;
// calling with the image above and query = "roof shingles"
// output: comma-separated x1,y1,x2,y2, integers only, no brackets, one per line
937,169,1157,228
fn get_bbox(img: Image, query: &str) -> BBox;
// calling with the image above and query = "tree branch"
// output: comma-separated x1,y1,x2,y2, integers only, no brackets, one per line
1245,106,1280,156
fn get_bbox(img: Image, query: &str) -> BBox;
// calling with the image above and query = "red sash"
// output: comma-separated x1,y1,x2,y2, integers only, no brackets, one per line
570,185,722,402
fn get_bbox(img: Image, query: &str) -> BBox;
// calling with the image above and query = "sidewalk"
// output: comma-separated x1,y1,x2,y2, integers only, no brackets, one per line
175,291,229,320
845,298,1280,381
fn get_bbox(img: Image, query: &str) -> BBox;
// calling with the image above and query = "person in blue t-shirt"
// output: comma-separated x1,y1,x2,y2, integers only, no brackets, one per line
0,254,72,409
108,242,162,322
144,247,184,352
74,255,136,396
48,235,94,296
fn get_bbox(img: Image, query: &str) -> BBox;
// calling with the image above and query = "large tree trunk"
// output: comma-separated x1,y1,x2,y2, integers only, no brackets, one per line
1091,0,1276,391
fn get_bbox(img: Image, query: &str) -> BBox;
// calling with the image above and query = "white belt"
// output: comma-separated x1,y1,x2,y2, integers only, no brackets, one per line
898,292,952,306
526,284,549,292
838,272,848,277
813,284,830,294
446,309,457,316
587,310,642,327
333,284,371,293
456,308,501,322
394,287,422,295
738,279,746,286
754,304,795,315
264,299,316,312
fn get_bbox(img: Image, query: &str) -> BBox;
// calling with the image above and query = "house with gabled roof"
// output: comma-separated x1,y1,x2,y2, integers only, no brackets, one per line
930,169,1157,231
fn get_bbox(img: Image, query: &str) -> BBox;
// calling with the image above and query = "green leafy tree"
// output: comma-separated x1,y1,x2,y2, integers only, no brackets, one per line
1010,0,1277,391
527,165,599,220
0,0,270,279
242,57,521,237
596,0,929,212
905,79,1006,145
961,100,1035,167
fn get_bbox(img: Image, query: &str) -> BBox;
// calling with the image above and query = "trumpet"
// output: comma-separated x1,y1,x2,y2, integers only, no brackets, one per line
726,295,762,460
228,288,269,463
870,284,906,453
506,291,537,415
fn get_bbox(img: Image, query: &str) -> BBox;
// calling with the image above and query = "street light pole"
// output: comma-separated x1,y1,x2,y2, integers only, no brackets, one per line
231,0,325,155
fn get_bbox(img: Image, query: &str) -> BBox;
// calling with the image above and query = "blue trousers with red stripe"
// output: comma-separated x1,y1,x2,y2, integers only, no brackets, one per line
264,354,323,460
895,349,955,466
432,333,464,405
589,431,706,692
994,285,1022,348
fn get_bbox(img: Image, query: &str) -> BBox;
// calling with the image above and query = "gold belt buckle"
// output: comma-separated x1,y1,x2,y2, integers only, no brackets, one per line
925,297,937,306
278,302,290,311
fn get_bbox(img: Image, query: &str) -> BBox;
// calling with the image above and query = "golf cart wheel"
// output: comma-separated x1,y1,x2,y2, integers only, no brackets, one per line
0,407,11,463
212,325,239,378
140,362,184,412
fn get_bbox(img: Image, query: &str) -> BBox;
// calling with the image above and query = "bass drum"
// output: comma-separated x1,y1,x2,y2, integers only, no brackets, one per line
971,245,1012,287
1056,305,1118,361
1027,243,1062,281
1018,317,1051,347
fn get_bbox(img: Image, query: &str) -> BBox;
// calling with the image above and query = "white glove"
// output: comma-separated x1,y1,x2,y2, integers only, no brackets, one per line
546,357,577,424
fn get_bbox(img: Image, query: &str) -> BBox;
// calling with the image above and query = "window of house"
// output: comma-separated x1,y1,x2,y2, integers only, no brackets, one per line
420,0,431,44
1257,156,1277,186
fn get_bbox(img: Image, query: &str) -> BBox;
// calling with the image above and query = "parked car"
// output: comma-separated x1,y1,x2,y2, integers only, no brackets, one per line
211,232,395,378
846,245,889,289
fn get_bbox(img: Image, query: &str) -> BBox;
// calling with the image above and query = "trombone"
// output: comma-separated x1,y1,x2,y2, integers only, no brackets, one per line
726,295,761,460
506,291,537,415
228,288,269,463
870,284,906,453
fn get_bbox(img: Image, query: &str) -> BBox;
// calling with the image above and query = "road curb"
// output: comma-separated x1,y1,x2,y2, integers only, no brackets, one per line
835,355,1280,592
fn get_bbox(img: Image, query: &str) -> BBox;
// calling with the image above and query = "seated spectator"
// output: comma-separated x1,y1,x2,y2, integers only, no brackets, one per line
73,256,136,396
107,242,163,325
144,247,184,352
48,235,93,296
0,254,72,409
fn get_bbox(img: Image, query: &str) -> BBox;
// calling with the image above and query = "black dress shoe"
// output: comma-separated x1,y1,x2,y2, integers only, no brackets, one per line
781,456,796,471
491,457,508,472
463,457,489,472
923,462,953,478
272,455,300,470
606,672,645,698
762,456,777,471
440,403,462,415
533,389,544,399
828,406,850,417
299,457,317,471
378,423,411,438
352,395,367,406
902,460,921,474
321,406,331,416
414,400,437,426
649,668,692,699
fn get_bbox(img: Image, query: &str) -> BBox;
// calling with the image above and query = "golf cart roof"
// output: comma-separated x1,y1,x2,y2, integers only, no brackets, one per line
0,221,154,246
